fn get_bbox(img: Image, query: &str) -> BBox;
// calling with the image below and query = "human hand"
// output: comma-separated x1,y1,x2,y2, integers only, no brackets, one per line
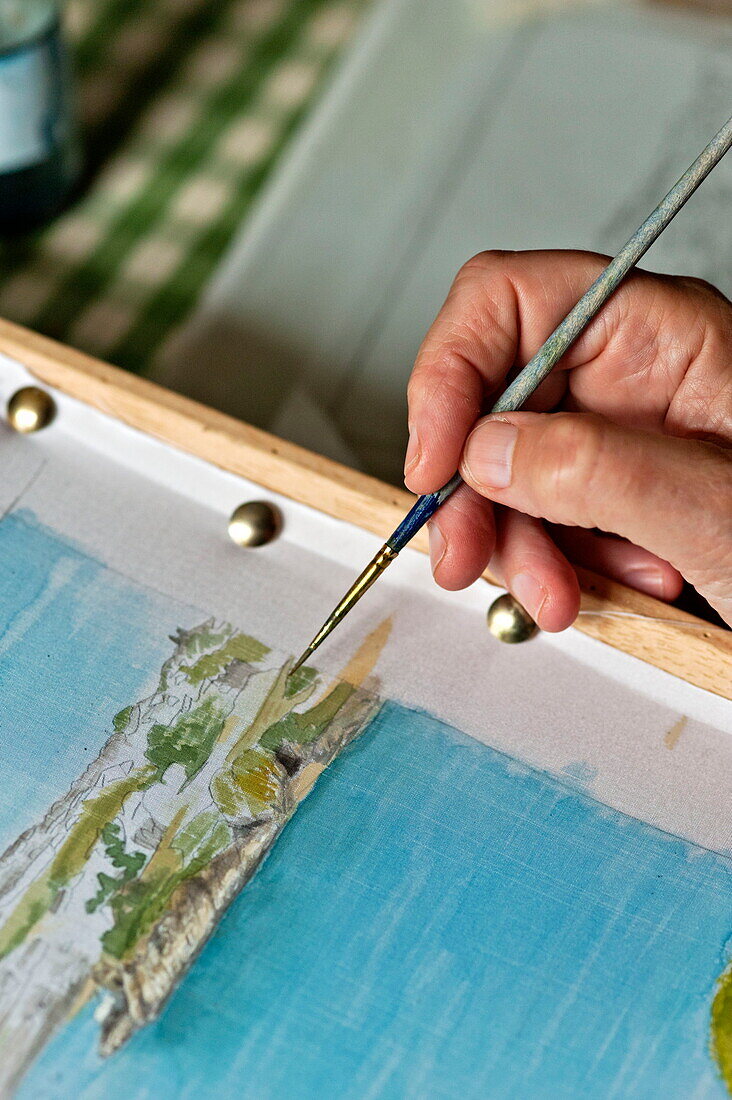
405,250,732,630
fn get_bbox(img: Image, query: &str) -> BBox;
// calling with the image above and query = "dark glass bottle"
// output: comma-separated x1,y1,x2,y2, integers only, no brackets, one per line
0,0,79,234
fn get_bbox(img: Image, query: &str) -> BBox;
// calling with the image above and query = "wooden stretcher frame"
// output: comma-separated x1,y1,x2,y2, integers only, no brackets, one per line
0,317,730,701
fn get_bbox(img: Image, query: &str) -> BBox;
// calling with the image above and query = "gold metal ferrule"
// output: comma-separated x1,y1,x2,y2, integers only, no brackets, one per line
290,543,398,674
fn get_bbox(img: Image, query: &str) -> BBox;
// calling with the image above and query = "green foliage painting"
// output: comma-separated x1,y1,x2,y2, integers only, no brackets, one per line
0,616,385,1081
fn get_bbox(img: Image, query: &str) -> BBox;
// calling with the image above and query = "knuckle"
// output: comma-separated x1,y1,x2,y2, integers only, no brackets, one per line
406,369,423,405
677,445,732,593
702,445,732,535
676,274,732,309
457,250,516,282
672,275,732,346
664,289,732,438
408,348,479,419
698,295,732,355
424,353,477,410
406,369,427,414
538,413,607,526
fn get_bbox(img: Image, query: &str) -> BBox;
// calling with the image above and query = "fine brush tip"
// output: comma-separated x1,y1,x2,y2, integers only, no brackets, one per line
288,649,312,678
287,542,399,680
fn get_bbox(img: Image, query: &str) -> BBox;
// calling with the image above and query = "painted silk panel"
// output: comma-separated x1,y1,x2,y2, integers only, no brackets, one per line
0,512,730,1098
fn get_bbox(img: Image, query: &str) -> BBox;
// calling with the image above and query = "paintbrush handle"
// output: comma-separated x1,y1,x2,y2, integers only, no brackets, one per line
388,114,732,554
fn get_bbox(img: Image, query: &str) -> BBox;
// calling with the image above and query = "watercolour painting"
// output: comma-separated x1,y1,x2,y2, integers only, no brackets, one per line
0,509,731,1098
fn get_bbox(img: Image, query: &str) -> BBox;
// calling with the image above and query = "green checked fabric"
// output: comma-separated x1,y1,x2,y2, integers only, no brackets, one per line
0,0,370,373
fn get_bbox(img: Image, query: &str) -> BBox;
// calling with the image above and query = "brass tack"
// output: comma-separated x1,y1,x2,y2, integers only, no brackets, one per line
7,386,56,433
228,501,282,547
487,593,538,644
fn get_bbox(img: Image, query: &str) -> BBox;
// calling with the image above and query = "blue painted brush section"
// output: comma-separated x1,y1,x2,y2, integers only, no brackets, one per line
389,473,461,550
20,719,732,1097
0,510,191,850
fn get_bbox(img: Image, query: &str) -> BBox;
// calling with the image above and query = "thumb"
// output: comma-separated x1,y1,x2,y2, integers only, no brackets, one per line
459,411,732,623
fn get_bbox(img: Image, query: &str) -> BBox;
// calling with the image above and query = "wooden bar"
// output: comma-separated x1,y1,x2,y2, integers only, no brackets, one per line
0,317,729,700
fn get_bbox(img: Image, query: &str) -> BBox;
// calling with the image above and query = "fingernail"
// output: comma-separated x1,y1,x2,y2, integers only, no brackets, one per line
511,573,546,622
429,521,446,575
624,565,666,599
463,420,517,489
404,424,421,477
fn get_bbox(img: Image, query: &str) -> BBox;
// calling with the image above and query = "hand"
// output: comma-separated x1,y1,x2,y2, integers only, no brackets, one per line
405,250,732,630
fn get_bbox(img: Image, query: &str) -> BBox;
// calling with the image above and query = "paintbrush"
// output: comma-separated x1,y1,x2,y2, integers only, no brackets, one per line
289,115,732,677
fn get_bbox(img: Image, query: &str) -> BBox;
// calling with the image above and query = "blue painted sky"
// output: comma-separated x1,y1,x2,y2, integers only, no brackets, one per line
1,513,730,1098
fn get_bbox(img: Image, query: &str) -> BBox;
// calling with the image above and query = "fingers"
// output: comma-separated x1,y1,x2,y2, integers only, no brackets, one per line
551,527,684,601
428,482,495,591
490,510,581,632
459,410,732,622
405,350,484,495
427,507,683,629
405,250,612,495
426,488,581,630
406,249,732,502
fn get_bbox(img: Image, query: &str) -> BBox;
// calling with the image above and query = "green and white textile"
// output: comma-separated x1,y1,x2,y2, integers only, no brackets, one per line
0,0,369,373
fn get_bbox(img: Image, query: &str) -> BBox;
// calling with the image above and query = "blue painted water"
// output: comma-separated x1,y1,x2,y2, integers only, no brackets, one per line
0,510,192,849
1,514,730,1098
